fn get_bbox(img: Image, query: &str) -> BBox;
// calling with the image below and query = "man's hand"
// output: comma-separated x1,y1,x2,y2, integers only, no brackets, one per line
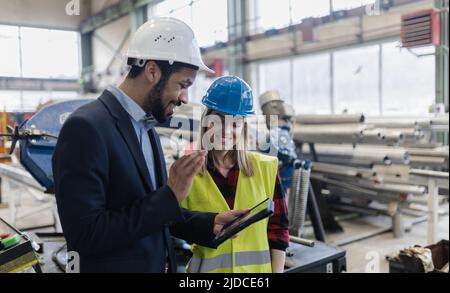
0,232,10,239
168,151,207,203
213,209,250,235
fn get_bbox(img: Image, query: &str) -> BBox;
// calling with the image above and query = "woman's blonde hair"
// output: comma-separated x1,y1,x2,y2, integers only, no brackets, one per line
198,108,254,177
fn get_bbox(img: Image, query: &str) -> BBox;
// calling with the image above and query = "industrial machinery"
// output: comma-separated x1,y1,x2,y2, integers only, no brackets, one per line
0,99,92,193
293,113,449,244
259,90,347,273
0,217,42,273
0,99,92,272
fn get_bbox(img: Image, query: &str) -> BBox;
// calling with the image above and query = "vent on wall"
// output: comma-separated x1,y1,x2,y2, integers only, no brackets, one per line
401,9,441,48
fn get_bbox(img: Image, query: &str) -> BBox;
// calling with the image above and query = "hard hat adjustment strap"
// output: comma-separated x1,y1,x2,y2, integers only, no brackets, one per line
131,58,147,67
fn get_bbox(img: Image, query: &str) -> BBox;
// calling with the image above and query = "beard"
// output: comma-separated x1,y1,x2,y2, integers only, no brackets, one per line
142,77,180,123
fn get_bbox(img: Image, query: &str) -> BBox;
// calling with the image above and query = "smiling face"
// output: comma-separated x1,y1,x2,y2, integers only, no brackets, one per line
198,108,254,177
205,110,245,150
141,63,197,123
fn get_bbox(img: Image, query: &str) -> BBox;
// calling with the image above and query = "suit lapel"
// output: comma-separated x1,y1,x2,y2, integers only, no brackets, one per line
99,91,154,191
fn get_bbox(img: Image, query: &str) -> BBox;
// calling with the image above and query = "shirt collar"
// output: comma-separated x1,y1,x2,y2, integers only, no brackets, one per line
108,86,157,126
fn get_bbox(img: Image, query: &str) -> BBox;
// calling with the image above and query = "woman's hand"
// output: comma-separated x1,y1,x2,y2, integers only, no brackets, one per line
213,209,250,235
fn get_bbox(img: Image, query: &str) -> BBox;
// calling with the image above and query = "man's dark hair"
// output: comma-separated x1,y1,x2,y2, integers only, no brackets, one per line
126,58,199,81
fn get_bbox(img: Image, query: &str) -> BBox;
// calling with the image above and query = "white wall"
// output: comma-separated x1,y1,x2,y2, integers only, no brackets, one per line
0,0,90,30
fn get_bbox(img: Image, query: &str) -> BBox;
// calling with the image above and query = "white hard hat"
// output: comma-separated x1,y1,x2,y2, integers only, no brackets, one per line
259,90,283,107
126,17,214,74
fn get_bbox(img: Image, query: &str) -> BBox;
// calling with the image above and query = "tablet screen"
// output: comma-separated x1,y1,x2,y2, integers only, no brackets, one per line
217,198,271,238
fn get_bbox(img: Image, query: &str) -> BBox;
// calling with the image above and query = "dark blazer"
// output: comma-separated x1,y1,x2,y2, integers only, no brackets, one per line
52,90,216,273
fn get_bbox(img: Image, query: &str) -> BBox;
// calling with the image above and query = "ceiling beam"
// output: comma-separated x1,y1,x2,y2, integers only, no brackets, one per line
80,0,163,34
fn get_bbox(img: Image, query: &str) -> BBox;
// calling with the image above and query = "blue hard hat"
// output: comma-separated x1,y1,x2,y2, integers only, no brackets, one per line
201,76,255,117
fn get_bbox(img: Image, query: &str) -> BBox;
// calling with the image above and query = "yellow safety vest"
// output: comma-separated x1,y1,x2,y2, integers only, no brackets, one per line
181,152,278,273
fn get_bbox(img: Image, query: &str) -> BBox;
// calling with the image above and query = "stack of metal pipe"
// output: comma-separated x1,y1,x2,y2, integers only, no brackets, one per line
294,114,449,169
293,114,443,146
293,113,449,212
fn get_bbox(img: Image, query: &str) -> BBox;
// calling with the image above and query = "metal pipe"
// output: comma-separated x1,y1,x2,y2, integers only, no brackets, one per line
307,155,389,167
295,114,365,124
361,128,386,144
383,129,406,145
312,162,376,178
293,124,365,144
365,118,418,129
406,147,449,159
289,235,315,247
326,185,401,202
430,116,449,126
311,173,379,196
0,163,45,192
410,169,449,179
355,180,426,196
302,144,410,165
312,172,426,195
409,155,448,168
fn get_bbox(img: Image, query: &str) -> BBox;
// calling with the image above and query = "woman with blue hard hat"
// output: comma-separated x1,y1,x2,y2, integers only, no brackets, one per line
180,76,289,273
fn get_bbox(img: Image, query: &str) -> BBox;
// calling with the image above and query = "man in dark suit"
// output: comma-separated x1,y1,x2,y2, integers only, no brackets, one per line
52,17,247,273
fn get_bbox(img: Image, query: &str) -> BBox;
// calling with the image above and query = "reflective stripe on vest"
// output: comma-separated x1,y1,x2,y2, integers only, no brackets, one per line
188,254,232,273
181,152,279,273
188,250,271,273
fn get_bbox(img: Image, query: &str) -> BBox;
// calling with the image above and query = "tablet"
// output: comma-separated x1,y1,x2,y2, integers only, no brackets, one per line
212,198,274,248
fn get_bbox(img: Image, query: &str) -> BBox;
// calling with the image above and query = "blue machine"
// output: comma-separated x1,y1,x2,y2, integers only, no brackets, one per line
17,99,93,192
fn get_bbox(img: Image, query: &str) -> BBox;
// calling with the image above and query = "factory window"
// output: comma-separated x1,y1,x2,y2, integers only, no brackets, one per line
293,53,332,114
20,27,80,79
257,59,292,108
191,0,228,47
381,42,435,116
0,25,80,79
0,25,21,77
331,0,376,11
153,0,193,26
151,0,228,47
333,45,380,115
253,0,331,34
256,0,292,32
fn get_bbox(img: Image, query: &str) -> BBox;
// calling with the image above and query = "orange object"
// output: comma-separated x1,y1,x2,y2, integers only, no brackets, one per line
0,111,8,155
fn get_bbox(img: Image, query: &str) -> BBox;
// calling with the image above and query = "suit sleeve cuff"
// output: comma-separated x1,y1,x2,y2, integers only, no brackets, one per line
156,185,185,225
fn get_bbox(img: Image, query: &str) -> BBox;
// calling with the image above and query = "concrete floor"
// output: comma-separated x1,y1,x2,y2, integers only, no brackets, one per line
331,214,449,272
1,176,448,273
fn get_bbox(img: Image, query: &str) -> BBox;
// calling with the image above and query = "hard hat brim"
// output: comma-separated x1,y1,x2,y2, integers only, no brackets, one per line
199,63,215,74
